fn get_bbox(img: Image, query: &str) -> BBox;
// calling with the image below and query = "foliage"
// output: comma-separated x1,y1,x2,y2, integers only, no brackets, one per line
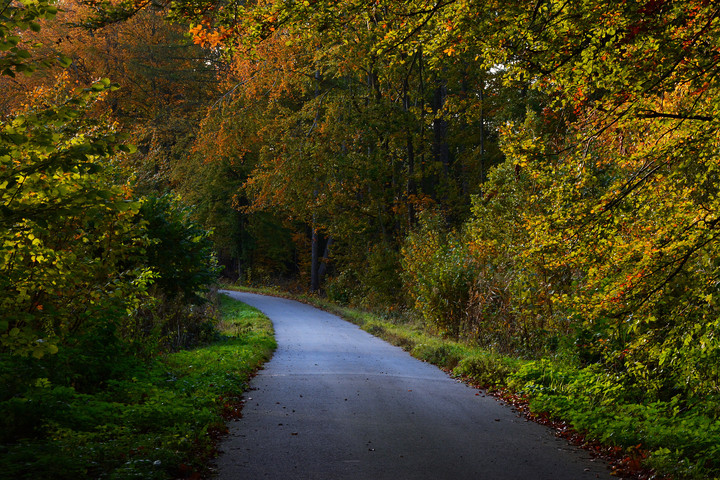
139,194,218,302
0,72,148,358
0,0,66,78
1,0,224,347
114,194,220,353
317,295,720,480
0,13,226,480
324,240,403,309
463,141,578,355
456,0,720,397
9,0,720,477
0,294,275,480
510,361,720,480
0,0,223,193
167,0,519,296
402,210,477,337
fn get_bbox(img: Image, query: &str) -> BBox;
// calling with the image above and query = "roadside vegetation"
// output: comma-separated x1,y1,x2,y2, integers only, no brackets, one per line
354,318,720,480
0,295,274,480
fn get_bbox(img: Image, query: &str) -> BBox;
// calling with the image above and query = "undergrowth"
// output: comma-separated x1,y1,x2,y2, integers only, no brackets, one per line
0,295,275,479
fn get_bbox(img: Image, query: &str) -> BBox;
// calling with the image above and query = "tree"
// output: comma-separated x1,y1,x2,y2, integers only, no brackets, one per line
1,0,220,359
458,0,720,394
0,72,147,358
167,0,515,297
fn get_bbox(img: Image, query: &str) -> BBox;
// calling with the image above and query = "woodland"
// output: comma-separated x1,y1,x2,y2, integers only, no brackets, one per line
2,0,720,478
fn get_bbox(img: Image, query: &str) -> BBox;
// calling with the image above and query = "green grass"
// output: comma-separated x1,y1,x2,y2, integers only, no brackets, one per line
0,294,275,479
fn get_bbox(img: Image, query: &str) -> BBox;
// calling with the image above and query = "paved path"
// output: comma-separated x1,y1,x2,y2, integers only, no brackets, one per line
215,291,613,480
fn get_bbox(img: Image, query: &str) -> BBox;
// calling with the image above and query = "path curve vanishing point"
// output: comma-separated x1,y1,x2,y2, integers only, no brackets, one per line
215,290,613,480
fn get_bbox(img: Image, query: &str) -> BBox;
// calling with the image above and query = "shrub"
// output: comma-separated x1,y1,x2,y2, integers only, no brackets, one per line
401,210,477,337
139,194,219,303
454,353,517,388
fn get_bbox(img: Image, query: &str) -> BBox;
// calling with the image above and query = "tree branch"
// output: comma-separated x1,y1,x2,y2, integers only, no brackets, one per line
638,111,713,122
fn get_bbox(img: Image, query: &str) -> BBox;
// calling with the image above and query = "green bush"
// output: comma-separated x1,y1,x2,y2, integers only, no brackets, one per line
454,353,517,388
411,342,464,370
401,210,477,337
139,194,219,303
508,360,720,479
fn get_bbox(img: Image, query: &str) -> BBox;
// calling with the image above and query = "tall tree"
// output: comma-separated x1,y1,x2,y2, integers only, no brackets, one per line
456,0,720,394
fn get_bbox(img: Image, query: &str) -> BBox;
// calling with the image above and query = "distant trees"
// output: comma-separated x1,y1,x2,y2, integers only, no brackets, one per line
169,0,514,298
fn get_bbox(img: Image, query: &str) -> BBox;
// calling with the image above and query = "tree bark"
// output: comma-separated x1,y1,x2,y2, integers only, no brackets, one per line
317,237,333,281
433,82,450,178
311,223,320,292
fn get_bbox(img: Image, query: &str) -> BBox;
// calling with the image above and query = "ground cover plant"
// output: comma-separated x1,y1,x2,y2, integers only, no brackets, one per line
0,294,275,479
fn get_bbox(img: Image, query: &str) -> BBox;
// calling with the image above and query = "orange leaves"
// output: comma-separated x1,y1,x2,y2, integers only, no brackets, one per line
190,22,234,48
188,23,203,39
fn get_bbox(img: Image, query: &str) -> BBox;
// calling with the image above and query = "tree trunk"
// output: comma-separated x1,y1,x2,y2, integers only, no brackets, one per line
433,82,450,178
317,237,333,281
311,224,320,292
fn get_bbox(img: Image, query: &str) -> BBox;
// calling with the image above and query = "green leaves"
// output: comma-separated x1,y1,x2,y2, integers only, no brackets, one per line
89,77,118,91
0,0,62,76
138,194,219,303
0,295,275,479
450,0,720,402
0,69,150,358
402,211,477,338
0,36,21,51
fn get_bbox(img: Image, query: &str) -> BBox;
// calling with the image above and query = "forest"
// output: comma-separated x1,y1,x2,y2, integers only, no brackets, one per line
2,0,720,478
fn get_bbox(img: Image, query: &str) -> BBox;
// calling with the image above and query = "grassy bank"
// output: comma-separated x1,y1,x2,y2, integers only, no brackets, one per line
0,295,275,479
225,285,720,480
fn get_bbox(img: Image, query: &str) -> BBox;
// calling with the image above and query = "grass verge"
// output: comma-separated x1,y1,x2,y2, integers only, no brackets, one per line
0,294,275,479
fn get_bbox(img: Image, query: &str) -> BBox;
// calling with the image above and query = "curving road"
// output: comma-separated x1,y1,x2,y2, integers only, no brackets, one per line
215,291,613,480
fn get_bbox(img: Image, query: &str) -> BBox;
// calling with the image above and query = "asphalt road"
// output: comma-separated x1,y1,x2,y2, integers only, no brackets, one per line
215,290,613,480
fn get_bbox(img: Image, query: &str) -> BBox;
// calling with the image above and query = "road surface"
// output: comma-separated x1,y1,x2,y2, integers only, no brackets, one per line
215,291,613,480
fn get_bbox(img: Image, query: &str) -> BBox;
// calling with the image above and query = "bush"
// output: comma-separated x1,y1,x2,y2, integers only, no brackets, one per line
0,295,276,480
454,353,517,388
508,360,720,479
139,194,219,303
411,341,464,370
401,210,477,337
465,158,574,355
